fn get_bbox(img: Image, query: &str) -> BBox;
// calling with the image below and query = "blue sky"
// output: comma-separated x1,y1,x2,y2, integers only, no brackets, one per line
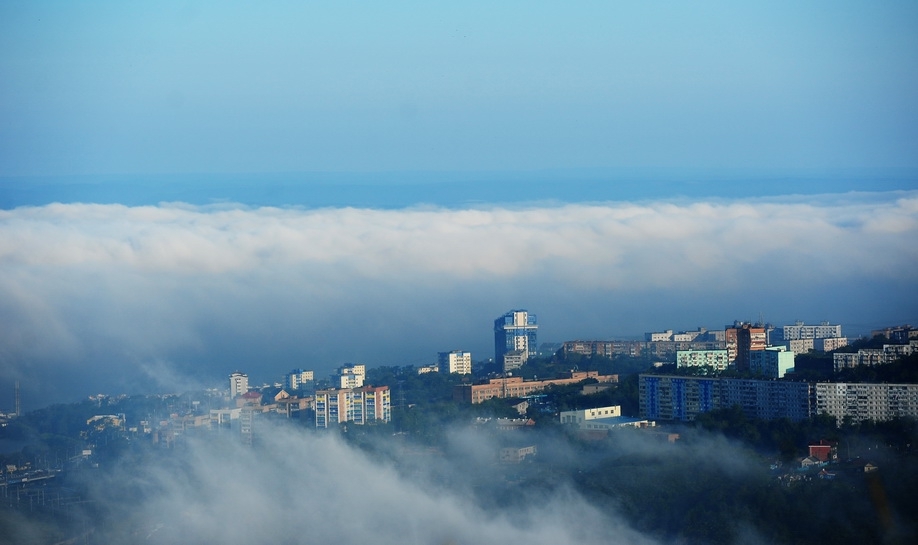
1,1,917,177
1,2,918,409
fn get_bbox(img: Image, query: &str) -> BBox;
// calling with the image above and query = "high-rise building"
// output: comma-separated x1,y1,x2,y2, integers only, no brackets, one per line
337,364,366,389
229,371,249,398
284,369,314,392
725,321,766,371
494,310,538,372
438,350,472,374
314,385,391,428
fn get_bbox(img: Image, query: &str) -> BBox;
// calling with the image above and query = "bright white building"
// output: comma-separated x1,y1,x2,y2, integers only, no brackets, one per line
776,321,843,343
438,350,472,375
229,372,249,398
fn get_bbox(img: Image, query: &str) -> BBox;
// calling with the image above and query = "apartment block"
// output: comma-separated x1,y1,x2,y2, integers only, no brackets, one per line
639,374,814,422
438,350,472,375
676,349,730,372
314,385,390,428
815,383,918,426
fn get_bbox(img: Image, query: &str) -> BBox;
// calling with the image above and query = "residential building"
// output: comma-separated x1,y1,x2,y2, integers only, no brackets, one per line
229,371,249,398
284,369,314,392
494,310,538,372
725,322,766,371
438,350,472,375
775,321,843,343
676,349,730,372
749,346,795,379
500,445,537,463
314,385,391,428
815,337,849,352
337,364,366,389
833,342,917,371
417,364,439,374
815,383,918,426
639,374,814,422
563,340,616,358
645,330,674,342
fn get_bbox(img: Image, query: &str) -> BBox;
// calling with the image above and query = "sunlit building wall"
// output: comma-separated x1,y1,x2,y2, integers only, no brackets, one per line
438,350,472,375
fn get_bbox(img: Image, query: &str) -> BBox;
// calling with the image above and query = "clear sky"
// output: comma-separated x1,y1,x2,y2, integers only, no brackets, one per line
1,2,917,410
1,1,917,176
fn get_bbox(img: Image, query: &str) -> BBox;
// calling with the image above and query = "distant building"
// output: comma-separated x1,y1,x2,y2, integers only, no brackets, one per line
639,374,814,422
494,310,538,372
816,383,918,426
229,371,249,398
563,340,616,358
455,371,617,404
815,337,848,352
417,364,439,375
284,369,314,392
725,322,766,371
560,405,621,424
749,346,795,378
438,350,472,375
314,385,390,428
833,342,917,371
645,330,674,342
676,349,730,372
775,321,843,343
337,364,366,389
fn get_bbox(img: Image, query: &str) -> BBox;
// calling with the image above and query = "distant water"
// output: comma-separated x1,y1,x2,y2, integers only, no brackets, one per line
1,169,916,209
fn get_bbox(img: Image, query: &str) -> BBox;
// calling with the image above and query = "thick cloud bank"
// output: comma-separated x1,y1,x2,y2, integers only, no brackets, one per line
1,192,917,406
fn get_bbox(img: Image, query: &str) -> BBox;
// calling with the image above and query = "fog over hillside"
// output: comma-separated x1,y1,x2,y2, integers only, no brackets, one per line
10,420,793,545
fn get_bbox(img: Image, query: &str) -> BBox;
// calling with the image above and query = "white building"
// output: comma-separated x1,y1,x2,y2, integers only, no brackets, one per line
816,383,918,426
438,350,472,375
775,321,843,343
645,330,673,342
560,405,622,424
337,364,366,389
675,349,730,372
749,346,795,378
229,372,249,398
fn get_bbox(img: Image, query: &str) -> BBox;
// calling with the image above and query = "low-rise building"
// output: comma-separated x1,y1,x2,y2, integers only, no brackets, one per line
454,371,618,404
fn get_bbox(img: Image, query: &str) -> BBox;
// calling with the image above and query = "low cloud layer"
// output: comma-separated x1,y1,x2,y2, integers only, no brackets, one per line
1,192,917,407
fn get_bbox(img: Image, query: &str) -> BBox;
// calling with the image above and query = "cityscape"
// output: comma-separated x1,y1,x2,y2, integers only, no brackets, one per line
3,2,918,544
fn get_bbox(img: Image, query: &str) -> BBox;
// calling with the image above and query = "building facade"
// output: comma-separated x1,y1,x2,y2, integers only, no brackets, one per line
725,322,767,371
229,371,249,398
314,385,391,428
455,371,617,404
284,369,314,392
337,364,366,389
815,383,918,426
676,349,730,372
749,346,795,378
438,350,472,375
494,310,538,372
639,374,814,422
